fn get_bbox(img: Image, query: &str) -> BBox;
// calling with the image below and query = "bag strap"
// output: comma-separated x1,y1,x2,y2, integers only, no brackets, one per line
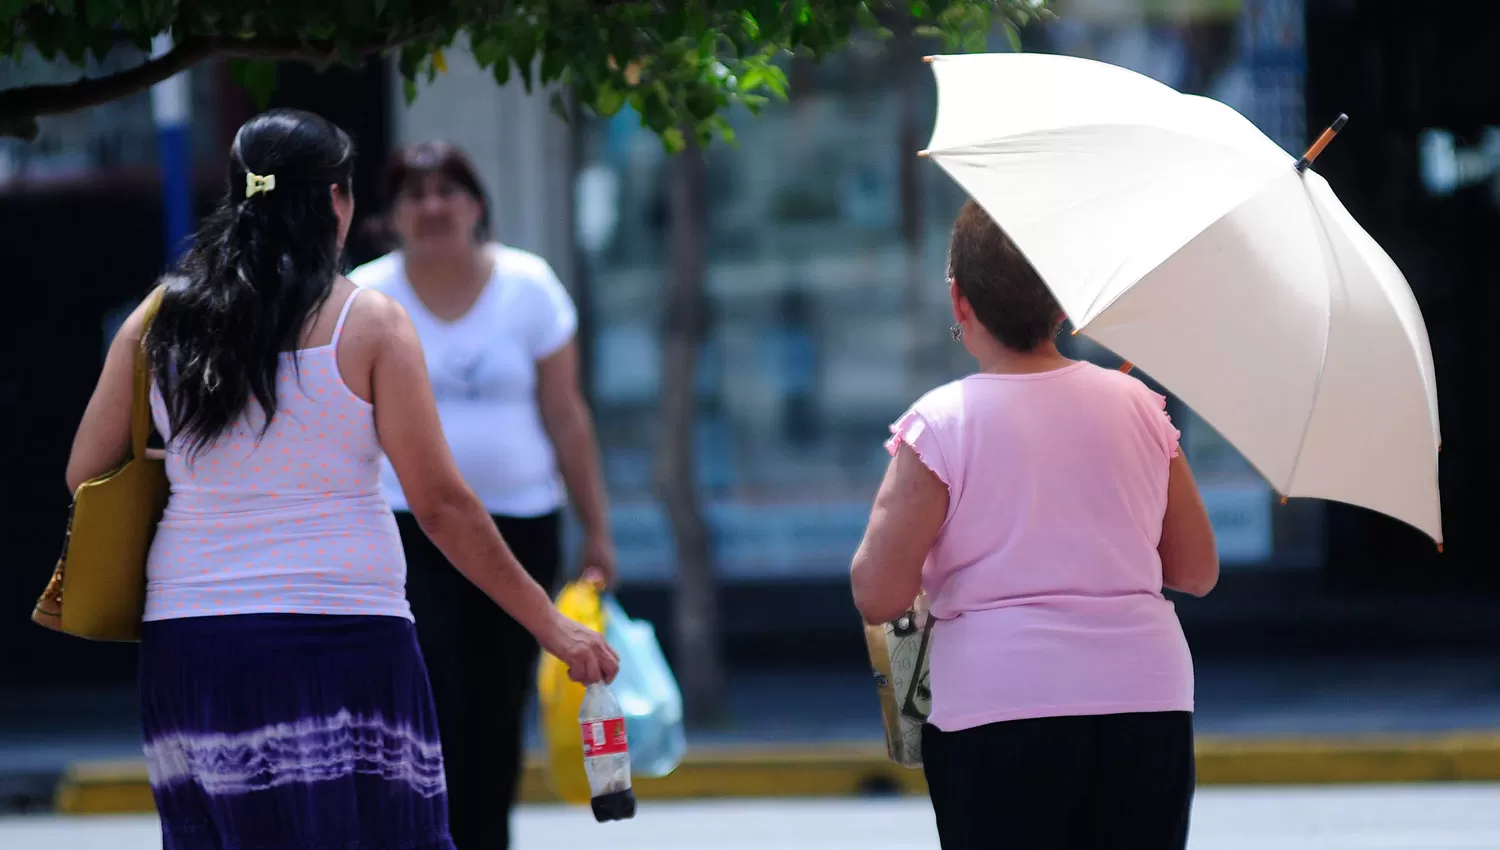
131,287,166,459
899,612,936,722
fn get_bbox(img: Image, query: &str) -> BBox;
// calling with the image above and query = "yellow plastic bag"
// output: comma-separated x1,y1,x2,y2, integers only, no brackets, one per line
536,579,605,804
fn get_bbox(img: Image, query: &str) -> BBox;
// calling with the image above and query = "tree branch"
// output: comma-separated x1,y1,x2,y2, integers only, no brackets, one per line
0,33,428,141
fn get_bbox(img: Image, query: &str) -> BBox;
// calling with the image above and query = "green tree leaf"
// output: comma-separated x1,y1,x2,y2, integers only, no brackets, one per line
594,80,626,117
228,59,279,110
0,0,1050,146
1003,20,1022,51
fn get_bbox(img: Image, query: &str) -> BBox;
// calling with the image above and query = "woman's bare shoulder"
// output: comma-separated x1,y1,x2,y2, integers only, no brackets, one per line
336,281,422,362
117,279,175,346
342,282,410,332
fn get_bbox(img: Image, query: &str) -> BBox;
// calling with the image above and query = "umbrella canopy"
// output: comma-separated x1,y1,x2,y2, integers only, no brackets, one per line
922,52,1442,543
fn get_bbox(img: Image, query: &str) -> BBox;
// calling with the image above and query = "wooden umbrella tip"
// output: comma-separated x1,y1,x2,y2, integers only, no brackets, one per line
1437,542,1445,553
1295,112,1349,173
922,55,936,63
917,149,930,158
1280,496,1289,505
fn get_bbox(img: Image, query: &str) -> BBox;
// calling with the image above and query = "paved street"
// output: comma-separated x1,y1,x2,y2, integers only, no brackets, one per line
4,784,1500,850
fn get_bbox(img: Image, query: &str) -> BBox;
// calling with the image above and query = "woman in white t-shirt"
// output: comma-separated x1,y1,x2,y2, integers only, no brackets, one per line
349,140,614,850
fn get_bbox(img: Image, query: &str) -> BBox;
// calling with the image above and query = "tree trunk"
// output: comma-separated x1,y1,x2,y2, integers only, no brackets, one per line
654,130,727,723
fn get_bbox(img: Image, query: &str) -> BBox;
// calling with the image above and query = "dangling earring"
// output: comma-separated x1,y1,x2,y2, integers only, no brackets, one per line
950,322,964,342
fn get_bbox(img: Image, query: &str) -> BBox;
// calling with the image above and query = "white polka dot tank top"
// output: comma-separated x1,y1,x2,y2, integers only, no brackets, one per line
143,289,412,621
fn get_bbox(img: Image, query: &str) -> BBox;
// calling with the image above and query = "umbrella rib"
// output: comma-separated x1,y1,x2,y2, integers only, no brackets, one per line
924,120,1292,168
1278,181,1341,499
1065,175,1284,331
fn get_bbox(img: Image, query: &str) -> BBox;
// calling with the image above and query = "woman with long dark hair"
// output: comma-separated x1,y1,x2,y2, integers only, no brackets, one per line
850,200,1220,850
64,109,618,850
348,141,615,850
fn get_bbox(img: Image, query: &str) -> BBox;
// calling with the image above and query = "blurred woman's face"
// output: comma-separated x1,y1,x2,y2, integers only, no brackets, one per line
391,171,484,258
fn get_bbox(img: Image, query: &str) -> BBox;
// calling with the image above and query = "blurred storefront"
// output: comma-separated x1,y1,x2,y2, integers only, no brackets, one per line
0,45,220,185
572,0,1322,588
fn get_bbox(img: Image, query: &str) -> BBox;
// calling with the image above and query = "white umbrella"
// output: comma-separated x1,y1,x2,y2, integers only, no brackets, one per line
921,52,1442,545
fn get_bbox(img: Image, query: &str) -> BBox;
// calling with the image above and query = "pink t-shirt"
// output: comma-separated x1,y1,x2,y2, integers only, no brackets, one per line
888,361,1192,732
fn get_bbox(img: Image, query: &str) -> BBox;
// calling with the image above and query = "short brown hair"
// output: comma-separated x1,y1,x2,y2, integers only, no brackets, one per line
382,140,492,238
947,200,1061,352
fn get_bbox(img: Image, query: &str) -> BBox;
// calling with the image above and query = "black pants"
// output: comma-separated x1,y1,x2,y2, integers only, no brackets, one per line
395,511,562,850
922,712,1196,850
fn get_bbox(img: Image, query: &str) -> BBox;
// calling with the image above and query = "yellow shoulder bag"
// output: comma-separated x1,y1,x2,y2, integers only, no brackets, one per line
32,289,169,642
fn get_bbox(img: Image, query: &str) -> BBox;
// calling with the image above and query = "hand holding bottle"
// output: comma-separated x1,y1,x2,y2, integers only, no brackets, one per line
540,611,619,685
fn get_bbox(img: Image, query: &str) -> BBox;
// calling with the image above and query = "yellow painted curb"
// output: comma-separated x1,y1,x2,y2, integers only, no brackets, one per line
1195,733,1500,785
54,759,159,816
53,733,1500,815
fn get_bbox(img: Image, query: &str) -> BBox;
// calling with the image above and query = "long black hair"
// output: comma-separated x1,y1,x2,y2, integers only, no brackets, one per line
146,108,355,459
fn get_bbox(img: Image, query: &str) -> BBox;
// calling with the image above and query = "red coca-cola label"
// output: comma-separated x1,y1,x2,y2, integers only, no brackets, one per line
581,717,628,757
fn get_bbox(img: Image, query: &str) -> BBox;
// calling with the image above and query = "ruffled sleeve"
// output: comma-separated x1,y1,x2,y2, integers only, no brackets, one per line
1153,392,1182,460
885,408,952,489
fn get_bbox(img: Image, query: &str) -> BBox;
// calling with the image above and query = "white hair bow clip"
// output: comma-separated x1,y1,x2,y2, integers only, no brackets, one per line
245,172,277,198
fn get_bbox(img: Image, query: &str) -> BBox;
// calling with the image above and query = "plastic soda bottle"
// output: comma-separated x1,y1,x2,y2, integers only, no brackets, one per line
580,682,636,822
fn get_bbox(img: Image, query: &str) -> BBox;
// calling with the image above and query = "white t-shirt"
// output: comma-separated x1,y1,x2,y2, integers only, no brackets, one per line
348,244,577,516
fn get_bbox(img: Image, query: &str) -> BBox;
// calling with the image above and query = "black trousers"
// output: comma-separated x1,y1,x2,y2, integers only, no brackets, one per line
922,712,1196,850
395,511,562,850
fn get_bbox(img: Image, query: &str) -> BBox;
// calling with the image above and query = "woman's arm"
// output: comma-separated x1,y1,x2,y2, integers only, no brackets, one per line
368,294,618,683
537,339,615,585
850,442,949,625
65,289,160,493
1159,453,1219,597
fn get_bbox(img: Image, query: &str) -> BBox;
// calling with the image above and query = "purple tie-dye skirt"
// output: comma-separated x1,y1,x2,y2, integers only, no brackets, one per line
139,614,456,850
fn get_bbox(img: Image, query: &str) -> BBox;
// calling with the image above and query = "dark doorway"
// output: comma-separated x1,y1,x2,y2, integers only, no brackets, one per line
259,58,393,267
1307,0,1500,595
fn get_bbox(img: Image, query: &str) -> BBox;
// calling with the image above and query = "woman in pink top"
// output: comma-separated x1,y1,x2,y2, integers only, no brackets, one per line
64,109,618,850
851,201,1219,850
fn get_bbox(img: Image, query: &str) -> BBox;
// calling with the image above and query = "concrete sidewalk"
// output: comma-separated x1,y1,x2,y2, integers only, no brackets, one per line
11,785,1500,850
